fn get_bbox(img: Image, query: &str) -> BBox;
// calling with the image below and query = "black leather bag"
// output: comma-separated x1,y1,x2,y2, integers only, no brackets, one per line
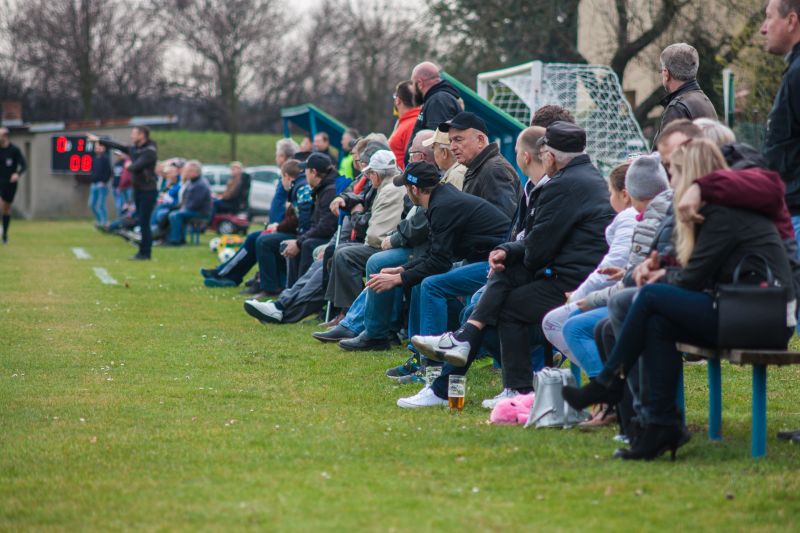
715,254,789,349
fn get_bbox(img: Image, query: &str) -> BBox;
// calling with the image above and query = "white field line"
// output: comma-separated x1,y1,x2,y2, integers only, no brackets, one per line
72,247,91,259
92,267,118,285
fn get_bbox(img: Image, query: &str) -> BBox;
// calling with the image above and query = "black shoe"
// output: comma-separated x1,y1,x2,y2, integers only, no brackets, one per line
161,241,184,247
777,429,800,441
129,254,150,260
240,284,263,295
312,325,356,343
562,378,624,411
616,424,685,461
338,333,392,352
244,275,258,288
200,268,218,279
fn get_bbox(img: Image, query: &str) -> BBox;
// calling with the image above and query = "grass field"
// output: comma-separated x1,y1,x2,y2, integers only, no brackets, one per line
2,221,800,531
154,130,295,167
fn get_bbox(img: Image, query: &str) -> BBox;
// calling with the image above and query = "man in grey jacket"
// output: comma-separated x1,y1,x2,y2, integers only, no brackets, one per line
165,160,211,245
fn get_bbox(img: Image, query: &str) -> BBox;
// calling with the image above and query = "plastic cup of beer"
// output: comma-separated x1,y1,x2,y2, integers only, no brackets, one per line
448,375,466,412
425,365,442,387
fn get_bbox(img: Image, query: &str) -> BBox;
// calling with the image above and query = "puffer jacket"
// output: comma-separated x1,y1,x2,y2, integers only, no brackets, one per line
582,189,673,309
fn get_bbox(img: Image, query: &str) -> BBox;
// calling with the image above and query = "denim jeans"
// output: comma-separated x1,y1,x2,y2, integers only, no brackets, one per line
114,188,131,217
168,209,204,243
407,261,489,339
89,183,109,225
792,216,800,253
361,248,413,339
597,284,719,426
256,231,294,292
562,306,610,378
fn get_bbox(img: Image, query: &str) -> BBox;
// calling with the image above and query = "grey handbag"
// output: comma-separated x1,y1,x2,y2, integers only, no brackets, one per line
525,368,587,429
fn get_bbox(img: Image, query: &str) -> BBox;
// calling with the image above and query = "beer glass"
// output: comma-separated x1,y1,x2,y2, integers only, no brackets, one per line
425,365,442,387
448,375,466,412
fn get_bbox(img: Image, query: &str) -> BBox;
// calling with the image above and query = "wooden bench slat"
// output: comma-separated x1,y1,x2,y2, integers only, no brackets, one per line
676,343,800,366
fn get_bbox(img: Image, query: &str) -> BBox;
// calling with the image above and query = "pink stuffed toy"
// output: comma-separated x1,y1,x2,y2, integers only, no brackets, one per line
490,393,535,425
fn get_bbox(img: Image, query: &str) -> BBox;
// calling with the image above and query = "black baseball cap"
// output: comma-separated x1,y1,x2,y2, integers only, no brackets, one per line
393,161,442,188
438,112,489,136
539,121,586,153
299,152,333,172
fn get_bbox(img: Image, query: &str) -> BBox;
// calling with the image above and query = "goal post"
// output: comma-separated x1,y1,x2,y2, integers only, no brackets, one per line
477,61,649,175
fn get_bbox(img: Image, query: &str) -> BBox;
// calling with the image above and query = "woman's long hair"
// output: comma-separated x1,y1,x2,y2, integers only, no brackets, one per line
670,138,729,265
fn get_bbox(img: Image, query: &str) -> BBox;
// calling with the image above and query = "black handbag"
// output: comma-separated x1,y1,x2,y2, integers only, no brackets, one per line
715,254,789,350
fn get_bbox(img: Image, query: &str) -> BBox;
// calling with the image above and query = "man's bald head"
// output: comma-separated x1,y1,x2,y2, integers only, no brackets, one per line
0,127,9,147
410,130,435,163
411,61,442,98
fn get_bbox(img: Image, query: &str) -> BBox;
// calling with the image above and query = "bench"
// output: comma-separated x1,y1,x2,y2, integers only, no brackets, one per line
188,218,208,245
676,343,800,458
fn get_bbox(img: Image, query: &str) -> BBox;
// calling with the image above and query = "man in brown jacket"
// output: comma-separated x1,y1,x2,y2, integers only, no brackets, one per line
652,43,718,147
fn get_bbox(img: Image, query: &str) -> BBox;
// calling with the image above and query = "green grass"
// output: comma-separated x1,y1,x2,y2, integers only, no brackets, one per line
2,221,800,531
153,130,296,166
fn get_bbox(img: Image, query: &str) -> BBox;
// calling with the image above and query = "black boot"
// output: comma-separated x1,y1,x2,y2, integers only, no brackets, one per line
617,424,685,461
562,378,624,411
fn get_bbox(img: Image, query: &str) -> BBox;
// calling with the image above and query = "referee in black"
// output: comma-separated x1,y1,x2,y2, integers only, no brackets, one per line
0,127,27,244
88,127,158,260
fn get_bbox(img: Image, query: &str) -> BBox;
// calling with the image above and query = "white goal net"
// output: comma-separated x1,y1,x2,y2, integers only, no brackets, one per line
478,61,648,174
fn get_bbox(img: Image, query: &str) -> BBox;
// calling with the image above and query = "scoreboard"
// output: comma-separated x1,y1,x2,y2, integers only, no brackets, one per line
51,135,96,174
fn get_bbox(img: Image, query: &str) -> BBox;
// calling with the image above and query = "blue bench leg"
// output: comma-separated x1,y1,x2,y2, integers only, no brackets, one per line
676,366,685,425
752,364,767,458
708,358,722,441
570,362,582,388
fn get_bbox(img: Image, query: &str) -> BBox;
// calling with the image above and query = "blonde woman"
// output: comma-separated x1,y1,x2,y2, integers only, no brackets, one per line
563,138,795,461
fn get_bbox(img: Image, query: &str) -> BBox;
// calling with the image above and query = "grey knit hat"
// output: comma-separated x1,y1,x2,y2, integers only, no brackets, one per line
625,154,669,201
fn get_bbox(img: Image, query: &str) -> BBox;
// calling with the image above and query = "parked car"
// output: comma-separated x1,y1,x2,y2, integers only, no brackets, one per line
201,163,279,218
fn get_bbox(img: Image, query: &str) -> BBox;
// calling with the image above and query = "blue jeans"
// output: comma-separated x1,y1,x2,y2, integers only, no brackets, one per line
168,209,204,243
562,307,610,378
114,188,131,217
407,261,489,339
89,183,109,225
361,248,412,338
792,216,800,253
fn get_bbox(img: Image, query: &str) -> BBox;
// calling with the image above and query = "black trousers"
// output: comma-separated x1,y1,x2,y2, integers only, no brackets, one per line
134,189,158,258
471,262,570,390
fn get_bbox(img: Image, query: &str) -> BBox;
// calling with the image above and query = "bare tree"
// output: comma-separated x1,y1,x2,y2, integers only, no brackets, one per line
2,0,167,119
161,0,283,159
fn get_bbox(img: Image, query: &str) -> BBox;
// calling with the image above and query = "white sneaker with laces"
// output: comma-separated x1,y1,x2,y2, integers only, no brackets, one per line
410,334,446,362
437,332,471,367
481,388,518,410
244,299,283,323
396,386,448,409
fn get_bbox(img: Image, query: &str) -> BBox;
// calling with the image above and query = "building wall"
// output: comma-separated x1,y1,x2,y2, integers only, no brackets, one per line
9,126,133,219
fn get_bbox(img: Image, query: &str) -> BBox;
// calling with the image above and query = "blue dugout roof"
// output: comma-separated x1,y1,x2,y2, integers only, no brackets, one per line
281,103,348,152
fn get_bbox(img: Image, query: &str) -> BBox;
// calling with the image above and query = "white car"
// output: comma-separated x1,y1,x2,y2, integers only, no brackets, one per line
201,163,279,217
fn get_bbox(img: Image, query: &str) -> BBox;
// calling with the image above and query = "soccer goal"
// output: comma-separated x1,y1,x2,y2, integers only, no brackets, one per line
477,61,648,174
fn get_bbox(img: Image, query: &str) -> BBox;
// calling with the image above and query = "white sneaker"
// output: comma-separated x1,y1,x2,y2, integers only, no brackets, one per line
410,334,446,362
243,299,283,323
437,332,471,367
481,388,517,410
397,386,448,409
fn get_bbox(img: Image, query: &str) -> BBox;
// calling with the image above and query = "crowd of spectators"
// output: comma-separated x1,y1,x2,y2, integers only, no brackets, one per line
95,0,800,460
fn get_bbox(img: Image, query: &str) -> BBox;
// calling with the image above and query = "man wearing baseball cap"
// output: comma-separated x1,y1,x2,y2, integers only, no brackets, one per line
363,162,511,402
313,150,405,347
402,121,615,408
440,111,520,219
281,153,340,279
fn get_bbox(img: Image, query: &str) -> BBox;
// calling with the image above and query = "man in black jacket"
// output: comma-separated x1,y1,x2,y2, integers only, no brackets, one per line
442,112,521,219
762,0,800,245
408,122,614,406
90,127,158,260
652,43,718,147
281,153,339,279
0,127,27,244
406,62,461,164
761,0,800,444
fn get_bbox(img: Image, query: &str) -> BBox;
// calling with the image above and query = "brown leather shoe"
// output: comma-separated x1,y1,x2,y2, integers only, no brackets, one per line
318,312,344,329
578,404,618,428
